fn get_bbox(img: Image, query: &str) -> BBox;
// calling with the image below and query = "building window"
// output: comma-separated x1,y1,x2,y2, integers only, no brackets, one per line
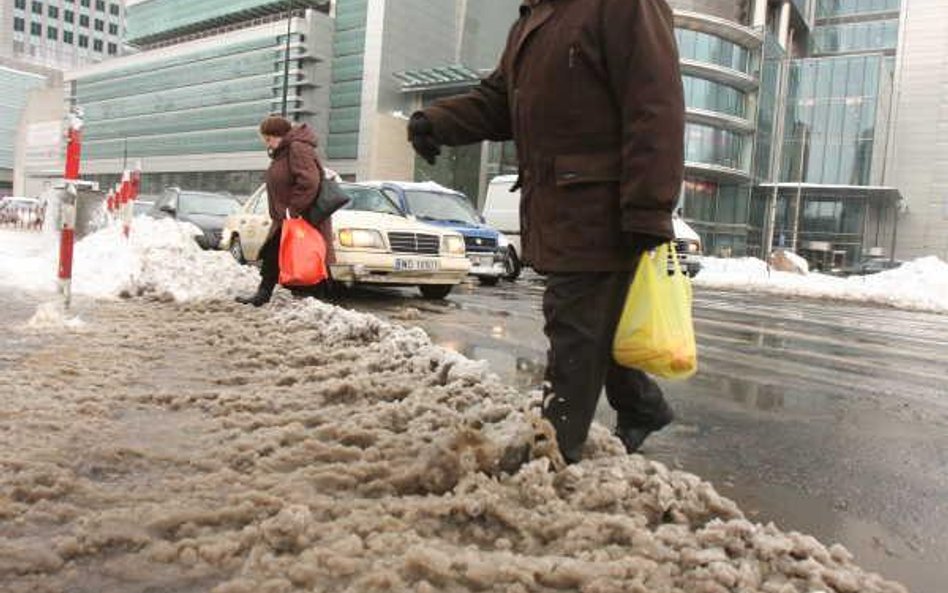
65,9,74,23
108,23,118,35
47,26,57,40
80,14,89,27
95,0,105,10
14,17,26,32
94,19,104,31
93,38,103,52
30,22,41,36
81,0,90,7
109,3,119,16
78,34,88,47
107,42,116,55
63,30,74,44
31,1,42,15
48,5,59,18
15,0,26,10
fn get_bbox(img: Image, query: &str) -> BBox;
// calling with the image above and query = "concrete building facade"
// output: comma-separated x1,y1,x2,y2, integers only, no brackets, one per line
886,0,948,260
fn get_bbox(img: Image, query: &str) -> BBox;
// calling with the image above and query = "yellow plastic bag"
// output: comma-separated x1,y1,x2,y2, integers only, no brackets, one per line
612,243,697,380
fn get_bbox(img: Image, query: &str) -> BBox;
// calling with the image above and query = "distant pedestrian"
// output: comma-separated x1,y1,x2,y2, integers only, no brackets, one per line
236,116,324,307
407,0,685,463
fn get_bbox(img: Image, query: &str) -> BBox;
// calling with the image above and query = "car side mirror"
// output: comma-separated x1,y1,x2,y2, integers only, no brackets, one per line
478,215,486,224
159,205,176,215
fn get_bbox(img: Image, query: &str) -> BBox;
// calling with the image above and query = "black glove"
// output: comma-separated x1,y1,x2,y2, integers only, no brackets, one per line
622,232,667,253
407,111,441,165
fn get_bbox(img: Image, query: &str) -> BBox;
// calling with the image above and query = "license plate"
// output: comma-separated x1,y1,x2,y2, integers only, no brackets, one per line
394,258,440,271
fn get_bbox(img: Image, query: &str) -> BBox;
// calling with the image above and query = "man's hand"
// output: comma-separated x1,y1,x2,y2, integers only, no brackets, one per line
407,112,441,165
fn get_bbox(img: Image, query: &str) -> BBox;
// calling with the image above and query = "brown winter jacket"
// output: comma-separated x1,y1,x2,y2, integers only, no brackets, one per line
266,123,322,225
423,0,685,272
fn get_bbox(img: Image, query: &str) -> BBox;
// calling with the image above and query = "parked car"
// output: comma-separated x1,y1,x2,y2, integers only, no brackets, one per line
371,181,512,285
133,200,155,217
856,257,902,275
149,188,241,250
484,175,703,277
220,183,470,299
0,196,43,228
672,216,703,277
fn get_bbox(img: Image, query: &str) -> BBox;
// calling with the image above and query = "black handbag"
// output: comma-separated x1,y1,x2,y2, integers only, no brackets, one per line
306,174,351,226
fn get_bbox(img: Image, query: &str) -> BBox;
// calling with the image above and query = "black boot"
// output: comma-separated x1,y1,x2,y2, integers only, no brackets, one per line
235,286,273,307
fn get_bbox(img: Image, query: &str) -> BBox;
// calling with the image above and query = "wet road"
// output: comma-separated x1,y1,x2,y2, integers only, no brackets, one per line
345,272,948,593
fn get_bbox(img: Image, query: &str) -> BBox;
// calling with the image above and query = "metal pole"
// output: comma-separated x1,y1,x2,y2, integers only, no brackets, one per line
791,126,807,251
281,0,292,118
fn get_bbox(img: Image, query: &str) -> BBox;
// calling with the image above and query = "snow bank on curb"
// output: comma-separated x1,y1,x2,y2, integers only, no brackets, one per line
0,229,59,293
1,219,260,302
72,217,260,302
696,255,948,313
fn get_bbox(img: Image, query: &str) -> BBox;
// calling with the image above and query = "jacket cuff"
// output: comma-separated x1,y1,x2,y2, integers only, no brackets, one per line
621,208,675,241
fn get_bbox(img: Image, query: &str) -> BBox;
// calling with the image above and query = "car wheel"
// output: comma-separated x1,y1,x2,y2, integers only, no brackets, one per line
419,284,453,300
503,247,522,281
478,275,501,287
229,235,245,264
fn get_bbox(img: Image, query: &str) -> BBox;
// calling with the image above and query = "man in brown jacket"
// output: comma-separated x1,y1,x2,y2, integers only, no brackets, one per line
408,0,685,463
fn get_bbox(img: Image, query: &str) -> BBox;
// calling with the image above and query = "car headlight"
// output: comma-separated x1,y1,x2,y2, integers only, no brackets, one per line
442,234,466,256
338,228,384,249
687,242,700,254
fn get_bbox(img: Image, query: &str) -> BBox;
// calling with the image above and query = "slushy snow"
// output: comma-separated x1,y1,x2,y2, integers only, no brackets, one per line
696,255,948,313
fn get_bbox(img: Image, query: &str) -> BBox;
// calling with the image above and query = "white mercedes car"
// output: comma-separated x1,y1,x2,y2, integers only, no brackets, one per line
221,182,470,299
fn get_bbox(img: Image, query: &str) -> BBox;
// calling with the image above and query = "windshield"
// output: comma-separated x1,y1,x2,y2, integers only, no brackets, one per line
178,193,239,217
342,186,403,216
403,190,479,224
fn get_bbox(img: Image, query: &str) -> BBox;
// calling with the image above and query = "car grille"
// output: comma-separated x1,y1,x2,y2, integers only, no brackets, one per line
464,235,498,253
674,239,690,254
387,232,440,255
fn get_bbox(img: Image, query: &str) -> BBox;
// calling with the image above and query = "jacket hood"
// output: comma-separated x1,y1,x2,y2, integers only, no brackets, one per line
276,123,318,152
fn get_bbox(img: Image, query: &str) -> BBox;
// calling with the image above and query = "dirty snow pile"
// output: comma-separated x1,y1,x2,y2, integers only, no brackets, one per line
0,218,260,301
696,255,948,313
0,295,907,593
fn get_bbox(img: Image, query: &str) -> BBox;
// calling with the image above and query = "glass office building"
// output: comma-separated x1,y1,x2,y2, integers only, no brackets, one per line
1,0,126,69
65,0,332,195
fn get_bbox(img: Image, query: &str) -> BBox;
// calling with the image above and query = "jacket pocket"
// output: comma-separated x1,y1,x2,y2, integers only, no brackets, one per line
554,152,621,187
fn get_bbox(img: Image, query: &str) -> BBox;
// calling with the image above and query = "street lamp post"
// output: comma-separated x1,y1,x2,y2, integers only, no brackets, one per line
281,0,293,118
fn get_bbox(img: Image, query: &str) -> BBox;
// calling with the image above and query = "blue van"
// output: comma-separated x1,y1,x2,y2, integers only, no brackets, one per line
371,181,508,285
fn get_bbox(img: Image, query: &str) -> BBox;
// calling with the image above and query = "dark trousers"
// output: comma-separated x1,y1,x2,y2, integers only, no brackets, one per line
258,227,281,294
542,270,674,463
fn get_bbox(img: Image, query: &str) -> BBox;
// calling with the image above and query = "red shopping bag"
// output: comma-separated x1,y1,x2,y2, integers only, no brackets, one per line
279,217,328,287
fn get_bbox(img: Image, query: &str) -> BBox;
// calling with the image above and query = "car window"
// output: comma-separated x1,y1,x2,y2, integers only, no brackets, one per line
178,193,240,217
402,190,479,224
342,186,403,216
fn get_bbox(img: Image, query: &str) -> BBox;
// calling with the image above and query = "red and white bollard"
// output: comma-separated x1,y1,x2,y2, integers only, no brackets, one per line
59,106,83,309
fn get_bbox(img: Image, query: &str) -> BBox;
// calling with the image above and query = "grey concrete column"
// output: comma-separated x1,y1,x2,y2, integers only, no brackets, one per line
752,0,768,28
778,0,792,49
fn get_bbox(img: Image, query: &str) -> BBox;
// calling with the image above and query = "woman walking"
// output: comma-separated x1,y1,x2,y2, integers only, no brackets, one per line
237,116,323,307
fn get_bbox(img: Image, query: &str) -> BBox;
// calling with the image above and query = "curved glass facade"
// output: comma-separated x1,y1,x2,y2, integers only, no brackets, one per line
684,122,745,170
682,75,746,118
676,28,751,74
